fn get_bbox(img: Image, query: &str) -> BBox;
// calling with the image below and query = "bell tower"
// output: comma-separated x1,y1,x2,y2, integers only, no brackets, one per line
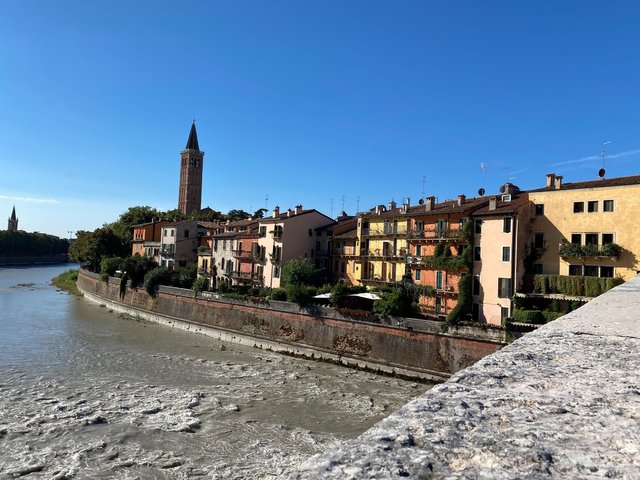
7,206,18,232
178,122,204,215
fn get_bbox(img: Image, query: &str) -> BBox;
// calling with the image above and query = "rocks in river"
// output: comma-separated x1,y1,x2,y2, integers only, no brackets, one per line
223,404,240,412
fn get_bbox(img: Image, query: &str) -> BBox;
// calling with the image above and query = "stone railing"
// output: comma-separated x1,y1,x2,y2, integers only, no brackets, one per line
292,275,640,479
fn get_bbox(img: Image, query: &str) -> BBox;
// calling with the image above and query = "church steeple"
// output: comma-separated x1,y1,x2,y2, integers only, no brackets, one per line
185,121,200,151
7,205,18,232
178,122,205,215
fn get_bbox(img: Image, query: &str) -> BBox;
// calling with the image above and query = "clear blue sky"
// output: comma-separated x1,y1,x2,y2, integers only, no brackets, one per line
1,1,639,238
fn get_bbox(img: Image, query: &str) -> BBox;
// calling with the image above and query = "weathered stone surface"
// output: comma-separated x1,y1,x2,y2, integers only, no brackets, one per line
292,277,640,479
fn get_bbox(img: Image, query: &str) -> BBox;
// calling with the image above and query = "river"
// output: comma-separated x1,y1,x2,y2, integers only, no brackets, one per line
0,264,430,479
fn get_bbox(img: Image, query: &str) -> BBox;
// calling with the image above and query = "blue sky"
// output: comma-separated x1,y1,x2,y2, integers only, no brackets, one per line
1,1,639,238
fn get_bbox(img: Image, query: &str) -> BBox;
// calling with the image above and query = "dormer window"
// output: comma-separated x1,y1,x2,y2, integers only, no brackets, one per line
502,194,511,202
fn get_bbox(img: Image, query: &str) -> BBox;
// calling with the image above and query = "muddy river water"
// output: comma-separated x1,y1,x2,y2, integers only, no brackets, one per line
0,264,430,479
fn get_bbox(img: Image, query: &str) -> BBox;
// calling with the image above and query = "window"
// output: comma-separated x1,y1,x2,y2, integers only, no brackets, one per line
502,194,511,202
259,226,267,238
308,228,312,237
475,219,482,234
535,204,544,215
602,233,614,245
184,229,189,238
501,307,510,321
415,244,422,256
534,233,544,249
573,202,584,213
585,233,598,245
503,217,512,233
588,201,598,213
178,260,187,267
534,263,543,274
170,229,175,237
502,246,511,262
571,233,582,245
603,200,614,212
341,262,346,274
435,297,442,314
435,271,443,289
600,266,614,278
415,269,422,281
473,275,481,296
497,278,512,298
274,266,280,278
568,265,582,276
474,246,481,261
415,220,424,232
584,265,598,277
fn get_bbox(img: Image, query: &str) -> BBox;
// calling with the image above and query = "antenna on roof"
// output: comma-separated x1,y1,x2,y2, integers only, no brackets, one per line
599,140,612,178
264,194,269,209
478,162,487,196
330,198,334,218
341,195,345,212
356,196,360,213
421,176,426,197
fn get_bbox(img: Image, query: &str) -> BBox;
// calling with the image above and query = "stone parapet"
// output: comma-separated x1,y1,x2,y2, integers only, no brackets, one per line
292,276,640,479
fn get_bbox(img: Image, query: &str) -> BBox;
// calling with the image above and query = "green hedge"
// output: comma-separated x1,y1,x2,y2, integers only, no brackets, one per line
532,274,624,297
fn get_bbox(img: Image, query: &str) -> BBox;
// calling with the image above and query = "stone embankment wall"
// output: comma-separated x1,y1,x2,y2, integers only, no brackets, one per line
292,276,640,479
77,270,503,381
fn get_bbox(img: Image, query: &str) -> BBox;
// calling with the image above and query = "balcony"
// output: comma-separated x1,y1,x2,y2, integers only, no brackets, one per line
161,247,175,258
270,229,283,241
336,246,358,257
558,242,621,259
363,226,408,238
198,247,212,256
408,228,463,242
229,271,264,283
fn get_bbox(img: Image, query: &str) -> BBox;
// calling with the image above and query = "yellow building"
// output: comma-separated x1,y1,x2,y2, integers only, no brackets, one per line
356,201,410,287
528,173,640,281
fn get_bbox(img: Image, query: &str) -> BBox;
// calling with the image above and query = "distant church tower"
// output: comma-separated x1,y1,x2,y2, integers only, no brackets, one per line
178,122,204,215
7,206,18,232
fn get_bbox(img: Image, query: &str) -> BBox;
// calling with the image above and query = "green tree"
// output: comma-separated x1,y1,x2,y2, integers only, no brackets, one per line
70,228,128,272
144,266,172,297
282,257,321,286
121,255,157,287
224,209,252,222
252,208,268,219
178,264,198,289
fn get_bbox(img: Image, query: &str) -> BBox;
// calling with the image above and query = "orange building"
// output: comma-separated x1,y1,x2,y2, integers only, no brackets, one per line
406,195,487,319
132,220,170,257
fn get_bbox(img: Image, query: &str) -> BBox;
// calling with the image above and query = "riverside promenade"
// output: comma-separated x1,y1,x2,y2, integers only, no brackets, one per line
293,276,640,479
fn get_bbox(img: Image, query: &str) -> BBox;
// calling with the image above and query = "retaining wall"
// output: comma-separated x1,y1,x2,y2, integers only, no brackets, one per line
77,270,503,381
292,276,640,479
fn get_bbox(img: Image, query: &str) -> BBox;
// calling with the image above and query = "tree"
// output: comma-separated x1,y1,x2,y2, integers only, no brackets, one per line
224,209,251,222
163,209,188,222
282,257,321,286
121,255,157,287
252,208,268,219
178,264,198,289
70,227,128,272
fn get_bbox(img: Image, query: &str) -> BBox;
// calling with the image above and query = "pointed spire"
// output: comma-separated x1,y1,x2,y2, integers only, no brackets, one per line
10,206,16,221
185,121,200,151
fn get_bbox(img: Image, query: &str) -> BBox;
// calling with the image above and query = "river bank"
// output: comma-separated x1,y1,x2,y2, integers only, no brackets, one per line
77,269,504,381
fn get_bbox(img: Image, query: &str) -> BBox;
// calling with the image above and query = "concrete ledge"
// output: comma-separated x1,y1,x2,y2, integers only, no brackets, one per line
292,276,640,479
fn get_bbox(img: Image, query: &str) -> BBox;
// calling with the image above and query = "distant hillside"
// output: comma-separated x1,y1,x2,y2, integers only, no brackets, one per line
0,230,69,257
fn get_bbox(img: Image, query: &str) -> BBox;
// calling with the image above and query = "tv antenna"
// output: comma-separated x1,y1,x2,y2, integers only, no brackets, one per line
356,196,360,213
341,195,346,212
478,163,487,196
421,176,426,196
599,140,612,178
264,195,269,209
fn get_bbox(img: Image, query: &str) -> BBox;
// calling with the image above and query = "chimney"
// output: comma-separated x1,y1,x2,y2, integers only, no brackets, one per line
287,208,293,217
401,197,410,213
425,196,435,211
457,194,466,206
546,173,556,188
272,206,280,218
554,175,563,190
294,204,302,215
389,200,397,211
489,196,497,211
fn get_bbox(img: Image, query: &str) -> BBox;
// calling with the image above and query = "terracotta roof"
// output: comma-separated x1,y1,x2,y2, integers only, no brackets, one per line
472,193,530,216
404,196,489,217
259,209,333,224
528,174,640,192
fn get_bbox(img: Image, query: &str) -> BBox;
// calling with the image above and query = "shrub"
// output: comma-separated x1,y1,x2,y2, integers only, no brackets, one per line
446,273,472,325
178,264,198,289
282,257,322,286
143,267,172,297
121,255,157,287
285,284,313,307
192,275,209,297
269,288,287,301
100,256,123,278
373,291,404,317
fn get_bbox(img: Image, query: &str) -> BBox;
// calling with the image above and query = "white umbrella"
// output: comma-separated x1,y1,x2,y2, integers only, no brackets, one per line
348,292,381,300
313,293,332,299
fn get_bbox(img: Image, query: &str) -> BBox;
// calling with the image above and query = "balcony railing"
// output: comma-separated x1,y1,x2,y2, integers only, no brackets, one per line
228,271,264,283
336,246,358,257
359,248,407,259
408,228,463,242
363,227,408,237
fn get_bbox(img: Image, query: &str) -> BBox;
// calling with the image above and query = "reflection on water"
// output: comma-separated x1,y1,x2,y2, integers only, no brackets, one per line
0,264,430,478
